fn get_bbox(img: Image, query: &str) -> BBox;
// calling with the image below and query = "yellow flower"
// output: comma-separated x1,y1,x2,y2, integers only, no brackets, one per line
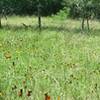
0,43,2,47
4,52,12,59
0,92,3,96
58,96,60,100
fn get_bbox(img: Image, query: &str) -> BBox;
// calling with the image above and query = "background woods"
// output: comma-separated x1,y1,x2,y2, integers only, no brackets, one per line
0,0,100,18
0,1,100,100
0,0,100,29
0,0,63,16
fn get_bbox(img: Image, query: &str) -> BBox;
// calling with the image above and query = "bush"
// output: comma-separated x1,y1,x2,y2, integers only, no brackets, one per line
52,7,69,20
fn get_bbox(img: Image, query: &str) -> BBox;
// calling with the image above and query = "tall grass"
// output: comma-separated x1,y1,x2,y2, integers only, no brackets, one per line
0,16,100,100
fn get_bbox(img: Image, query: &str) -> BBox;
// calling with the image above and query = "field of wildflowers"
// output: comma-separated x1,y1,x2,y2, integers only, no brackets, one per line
0,16,100,100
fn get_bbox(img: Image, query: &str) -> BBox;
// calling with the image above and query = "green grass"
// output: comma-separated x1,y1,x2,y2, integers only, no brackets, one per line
0,16,100,100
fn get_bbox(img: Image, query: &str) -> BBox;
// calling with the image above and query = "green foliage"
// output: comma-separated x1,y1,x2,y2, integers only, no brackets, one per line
52,7,69,20
63,0,100,19
0,0,100,19
0,0,63,16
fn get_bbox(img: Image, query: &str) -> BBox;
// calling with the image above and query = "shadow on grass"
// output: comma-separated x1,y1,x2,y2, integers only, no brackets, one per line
1,24,81,32
0,24,100,36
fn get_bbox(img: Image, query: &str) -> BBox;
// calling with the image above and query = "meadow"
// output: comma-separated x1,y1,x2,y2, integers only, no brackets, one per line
0,16,100,100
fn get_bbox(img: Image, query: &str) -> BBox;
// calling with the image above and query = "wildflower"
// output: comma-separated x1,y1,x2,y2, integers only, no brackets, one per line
27,90,32,97
45,93,51,100
58,96,60,100
4,52,11,59
18,89,23,97
0,92,3,96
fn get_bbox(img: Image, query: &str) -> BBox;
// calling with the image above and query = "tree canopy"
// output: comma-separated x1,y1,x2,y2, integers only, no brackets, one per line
0,0,63,16
0,0,100,19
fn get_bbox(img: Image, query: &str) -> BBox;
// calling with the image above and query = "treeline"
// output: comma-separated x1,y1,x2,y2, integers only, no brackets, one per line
0,0,100,30
0,0,100,19
0,0,63,16
64,0,100,19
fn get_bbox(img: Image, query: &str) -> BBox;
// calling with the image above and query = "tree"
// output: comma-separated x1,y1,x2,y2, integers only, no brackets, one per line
63,0,94,30
79,0,94,30
0,0,8,28
37,0,42,30
0,1,3,28
92,0,100,19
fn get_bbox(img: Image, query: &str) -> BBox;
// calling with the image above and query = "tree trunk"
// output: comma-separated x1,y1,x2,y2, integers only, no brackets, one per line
38,4,41,31
87,18,90,30
82,17,85,30
0,15,1,28
38,15,41,30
